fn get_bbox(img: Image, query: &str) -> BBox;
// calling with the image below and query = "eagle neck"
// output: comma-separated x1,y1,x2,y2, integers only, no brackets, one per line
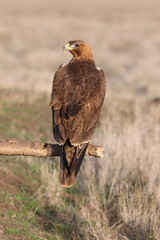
68,58,95,75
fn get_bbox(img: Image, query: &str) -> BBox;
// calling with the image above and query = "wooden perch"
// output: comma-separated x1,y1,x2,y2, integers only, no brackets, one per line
0,138,104,158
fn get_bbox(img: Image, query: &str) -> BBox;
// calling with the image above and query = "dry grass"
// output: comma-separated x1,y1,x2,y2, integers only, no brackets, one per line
0,92,159,239
0,0,160,97
38,96,160,240
77,99,160,240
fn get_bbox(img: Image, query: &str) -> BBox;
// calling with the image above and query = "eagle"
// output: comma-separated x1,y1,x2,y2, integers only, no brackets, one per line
49,40,106,187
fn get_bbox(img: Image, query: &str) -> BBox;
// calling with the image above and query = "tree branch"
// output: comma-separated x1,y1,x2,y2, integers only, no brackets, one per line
0,138,104,158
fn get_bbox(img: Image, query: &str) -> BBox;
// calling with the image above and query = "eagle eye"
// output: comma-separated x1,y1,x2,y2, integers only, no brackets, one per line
74,43,80,48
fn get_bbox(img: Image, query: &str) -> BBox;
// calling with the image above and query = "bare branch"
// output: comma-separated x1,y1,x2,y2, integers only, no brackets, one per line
0,138,104,158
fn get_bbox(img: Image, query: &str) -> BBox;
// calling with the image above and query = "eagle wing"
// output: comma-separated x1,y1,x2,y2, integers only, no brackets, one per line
50,65,106,146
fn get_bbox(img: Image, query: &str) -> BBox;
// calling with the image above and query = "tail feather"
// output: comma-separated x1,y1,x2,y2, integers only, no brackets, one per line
59,140,88,187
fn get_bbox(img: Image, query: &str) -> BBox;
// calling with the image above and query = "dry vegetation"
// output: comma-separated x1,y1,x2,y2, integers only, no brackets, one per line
0,0,160,239
40,96,160,240
0,0,160,97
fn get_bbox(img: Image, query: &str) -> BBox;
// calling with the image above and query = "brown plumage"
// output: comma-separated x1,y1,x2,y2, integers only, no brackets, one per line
50,40,106,187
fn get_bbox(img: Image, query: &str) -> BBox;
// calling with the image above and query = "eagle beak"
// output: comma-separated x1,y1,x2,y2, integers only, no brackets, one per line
63,43,73,51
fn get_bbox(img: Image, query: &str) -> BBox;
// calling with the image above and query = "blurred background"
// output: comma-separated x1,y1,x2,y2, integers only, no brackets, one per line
0,1,160,239
0,0,160,97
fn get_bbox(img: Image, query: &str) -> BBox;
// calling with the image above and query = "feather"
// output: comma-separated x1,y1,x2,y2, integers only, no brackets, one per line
67,102,81,118
59,140,88,187
53,109,61,125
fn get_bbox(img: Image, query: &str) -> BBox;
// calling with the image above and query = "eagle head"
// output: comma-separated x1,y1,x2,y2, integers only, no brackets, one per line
63,40,94,59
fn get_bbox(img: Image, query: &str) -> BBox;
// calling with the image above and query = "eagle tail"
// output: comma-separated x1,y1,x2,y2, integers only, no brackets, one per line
59,140,88,187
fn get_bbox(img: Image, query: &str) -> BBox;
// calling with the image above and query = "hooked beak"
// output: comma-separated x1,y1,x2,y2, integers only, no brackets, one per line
63,43,73,51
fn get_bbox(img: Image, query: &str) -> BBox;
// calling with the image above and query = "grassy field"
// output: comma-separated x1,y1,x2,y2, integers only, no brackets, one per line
0,91,160,240
0,0,160,97
0,0,160,239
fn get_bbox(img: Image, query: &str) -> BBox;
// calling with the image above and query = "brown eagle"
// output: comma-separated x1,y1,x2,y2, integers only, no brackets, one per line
49,40,106,187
